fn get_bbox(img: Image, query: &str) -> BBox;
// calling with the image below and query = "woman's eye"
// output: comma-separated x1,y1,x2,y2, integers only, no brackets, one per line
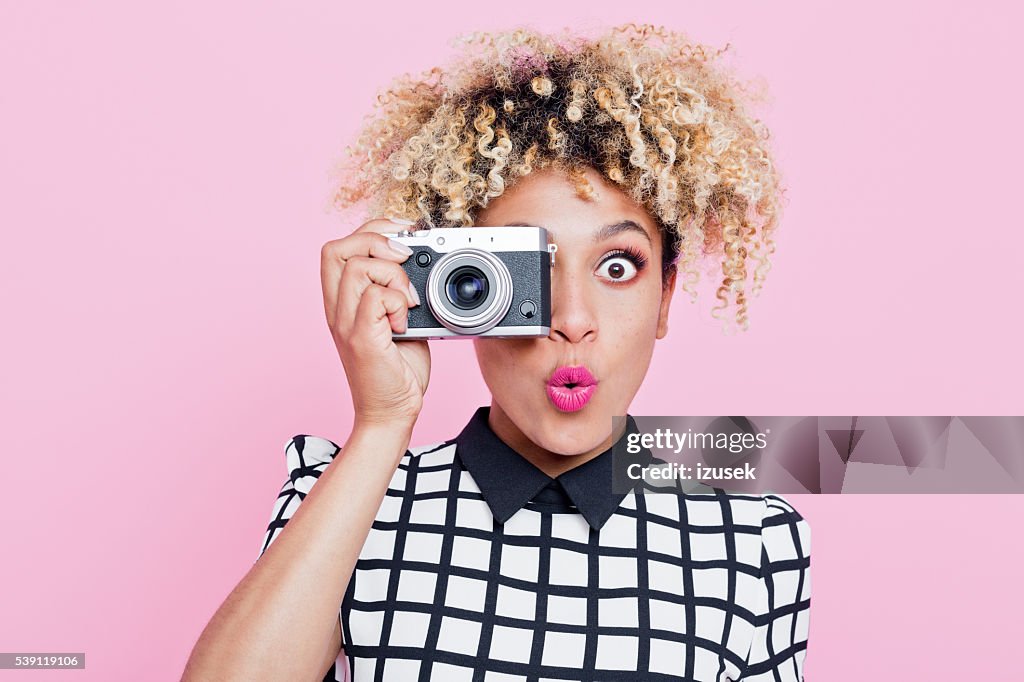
596,255,640,282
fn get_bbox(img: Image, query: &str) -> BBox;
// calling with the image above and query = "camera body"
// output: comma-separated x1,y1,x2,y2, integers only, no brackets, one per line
383,226,556,340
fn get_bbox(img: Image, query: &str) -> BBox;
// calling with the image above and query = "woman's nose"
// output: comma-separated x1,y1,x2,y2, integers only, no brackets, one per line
548,270,597,343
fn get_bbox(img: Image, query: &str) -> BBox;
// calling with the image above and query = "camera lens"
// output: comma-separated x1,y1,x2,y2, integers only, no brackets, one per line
446,267,489,309
426,248,513,335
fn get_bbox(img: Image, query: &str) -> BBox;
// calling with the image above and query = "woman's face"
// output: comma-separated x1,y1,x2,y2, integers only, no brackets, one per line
473,165,677,462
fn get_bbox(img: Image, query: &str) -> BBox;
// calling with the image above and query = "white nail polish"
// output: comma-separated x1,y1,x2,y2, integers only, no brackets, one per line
408,282,421,306
387,217,415,225
388,239,413,256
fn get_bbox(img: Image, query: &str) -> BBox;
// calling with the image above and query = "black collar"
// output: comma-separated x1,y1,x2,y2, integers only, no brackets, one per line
453,406,653,531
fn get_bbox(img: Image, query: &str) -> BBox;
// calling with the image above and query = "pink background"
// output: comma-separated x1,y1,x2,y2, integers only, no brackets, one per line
2,1,1021,679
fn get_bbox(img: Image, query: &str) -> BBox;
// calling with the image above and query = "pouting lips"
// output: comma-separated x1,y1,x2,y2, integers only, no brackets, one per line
546,365,598,412
547,365,597,388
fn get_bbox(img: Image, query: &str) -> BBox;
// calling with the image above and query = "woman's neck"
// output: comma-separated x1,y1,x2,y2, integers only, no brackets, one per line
486,400,624,478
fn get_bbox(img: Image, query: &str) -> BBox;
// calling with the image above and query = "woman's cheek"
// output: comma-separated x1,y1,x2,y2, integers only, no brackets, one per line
478,342,539,395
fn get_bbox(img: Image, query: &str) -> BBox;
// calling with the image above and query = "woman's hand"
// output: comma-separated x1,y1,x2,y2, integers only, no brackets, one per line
321,219,430,431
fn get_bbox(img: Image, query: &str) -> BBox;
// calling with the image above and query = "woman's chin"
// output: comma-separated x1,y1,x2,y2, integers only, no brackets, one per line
530,406,613,455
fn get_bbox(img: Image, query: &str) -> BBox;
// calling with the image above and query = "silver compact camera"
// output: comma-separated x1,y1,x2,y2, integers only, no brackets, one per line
382,226,558,340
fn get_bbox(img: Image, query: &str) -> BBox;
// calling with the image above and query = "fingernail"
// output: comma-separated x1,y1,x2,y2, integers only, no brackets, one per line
387,217,416,225
388,239,413,257
407,282,421,306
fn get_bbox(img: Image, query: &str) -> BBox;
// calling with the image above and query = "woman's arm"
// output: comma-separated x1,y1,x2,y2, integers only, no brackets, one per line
181,421,414,682
184,220,428,680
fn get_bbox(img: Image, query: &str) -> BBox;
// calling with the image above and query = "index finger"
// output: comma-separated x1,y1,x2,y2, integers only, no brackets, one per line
353,217,421,236
322,220,415,265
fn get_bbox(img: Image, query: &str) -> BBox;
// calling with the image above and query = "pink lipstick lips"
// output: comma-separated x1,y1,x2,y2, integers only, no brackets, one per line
546,365,598,412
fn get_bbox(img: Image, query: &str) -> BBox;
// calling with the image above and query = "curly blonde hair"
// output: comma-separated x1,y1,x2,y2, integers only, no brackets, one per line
328,24,785,332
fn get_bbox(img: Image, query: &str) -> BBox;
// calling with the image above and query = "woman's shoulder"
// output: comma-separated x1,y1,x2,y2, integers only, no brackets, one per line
637,490,808,527
758,492,808,526
280,434,459,491
283,434,340,466
717,491,809,534
404,439,459,465
755,493,811,563
276,434,340,496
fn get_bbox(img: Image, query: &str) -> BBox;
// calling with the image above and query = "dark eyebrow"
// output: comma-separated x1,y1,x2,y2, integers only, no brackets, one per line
501,220,653,246
594,220,652,246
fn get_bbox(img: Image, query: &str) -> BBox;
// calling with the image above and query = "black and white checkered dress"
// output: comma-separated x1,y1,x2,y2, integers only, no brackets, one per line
257,407,811,681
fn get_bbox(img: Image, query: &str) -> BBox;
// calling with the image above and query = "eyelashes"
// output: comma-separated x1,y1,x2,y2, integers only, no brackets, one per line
596,245,649,283
609,245,649,268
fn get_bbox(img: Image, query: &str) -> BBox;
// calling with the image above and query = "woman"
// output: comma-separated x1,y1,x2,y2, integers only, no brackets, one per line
184,24,810,682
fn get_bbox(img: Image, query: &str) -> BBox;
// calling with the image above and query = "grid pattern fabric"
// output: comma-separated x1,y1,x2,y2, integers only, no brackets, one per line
257,431,810,681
